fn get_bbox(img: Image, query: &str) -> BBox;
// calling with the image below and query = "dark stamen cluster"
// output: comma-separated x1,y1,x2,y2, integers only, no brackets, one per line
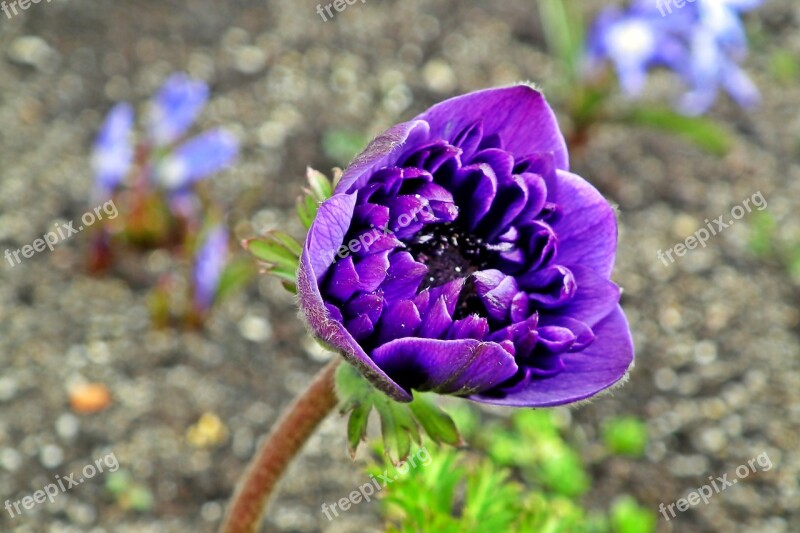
406,222,495,294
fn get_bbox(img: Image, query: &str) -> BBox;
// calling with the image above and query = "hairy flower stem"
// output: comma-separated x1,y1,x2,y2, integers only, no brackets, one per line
221,359,341,533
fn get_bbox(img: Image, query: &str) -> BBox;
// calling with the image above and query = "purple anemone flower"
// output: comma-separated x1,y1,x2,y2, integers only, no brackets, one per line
298,85,634,407
194,225,229,313
91,102,134,199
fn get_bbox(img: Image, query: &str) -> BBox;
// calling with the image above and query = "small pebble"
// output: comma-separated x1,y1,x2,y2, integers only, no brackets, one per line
40,444,64,469
238,315,272,343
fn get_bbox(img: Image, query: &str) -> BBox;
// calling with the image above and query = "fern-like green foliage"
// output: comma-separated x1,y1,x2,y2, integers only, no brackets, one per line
369,405,656,533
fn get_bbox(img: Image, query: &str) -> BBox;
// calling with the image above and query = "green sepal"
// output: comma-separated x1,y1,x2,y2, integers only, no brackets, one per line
242,231,302,290
409,394,463,447
306,167,333,202
296,194,319,230
335,362,464,463
297,167,336,230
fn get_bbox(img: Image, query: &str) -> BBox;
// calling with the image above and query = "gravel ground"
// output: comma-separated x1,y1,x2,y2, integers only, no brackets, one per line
0,1,798,532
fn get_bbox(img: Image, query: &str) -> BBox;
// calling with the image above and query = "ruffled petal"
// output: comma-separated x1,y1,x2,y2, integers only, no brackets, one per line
298,242,412,402
336,120,431,194
303,193,358,279
548,170,618,278
371,338,518,395
415,85,569,170
471,306,633,407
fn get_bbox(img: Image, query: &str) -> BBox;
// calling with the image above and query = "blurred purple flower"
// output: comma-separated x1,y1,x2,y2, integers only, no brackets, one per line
586,0,762,114
696,0,763,51
157,129,239,190
298,85,634,406
91,102,134,198
586,3,689,96
90,72,238,207
194,225,229,313
678,29,761,115
147,72,210,146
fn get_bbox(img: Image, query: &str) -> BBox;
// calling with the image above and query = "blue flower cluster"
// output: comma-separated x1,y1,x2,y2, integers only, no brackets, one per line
586,0,763,115
91,72,239,201
90,73,239,318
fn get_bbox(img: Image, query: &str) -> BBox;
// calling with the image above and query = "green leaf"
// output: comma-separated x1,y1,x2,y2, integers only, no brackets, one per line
105,471,133,496
610,496,656,533
769,49,799,85
463,462,522,530
322,129,369,165
125,486,155,512
215,257,256,303
787,246,800,282
539,0,584,82
602,416,648,457
747,211,776,257
513,409,560,439
534,443,589,497
621,107,733,155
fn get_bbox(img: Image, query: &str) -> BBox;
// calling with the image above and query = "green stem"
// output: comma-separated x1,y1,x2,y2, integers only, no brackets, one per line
221,358,341,533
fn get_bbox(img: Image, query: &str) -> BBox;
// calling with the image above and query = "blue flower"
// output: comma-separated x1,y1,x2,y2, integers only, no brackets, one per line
586,0,763,114
91,102,134,198
147,73,210,146
678,29,761,115
586,6,687,95
90,73,238,205
194,225,229,313
157,129,239,190
696,0,763,52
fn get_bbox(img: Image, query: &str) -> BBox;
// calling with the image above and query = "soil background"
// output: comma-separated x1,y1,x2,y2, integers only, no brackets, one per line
0,0,798,532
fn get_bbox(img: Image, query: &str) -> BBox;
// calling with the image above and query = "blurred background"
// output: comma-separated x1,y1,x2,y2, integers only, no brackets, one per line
0,0,798,531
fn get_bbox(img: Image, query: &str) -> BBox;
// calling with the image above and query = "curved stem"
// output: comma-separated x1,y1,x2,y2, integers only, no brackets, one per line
221,358,340,533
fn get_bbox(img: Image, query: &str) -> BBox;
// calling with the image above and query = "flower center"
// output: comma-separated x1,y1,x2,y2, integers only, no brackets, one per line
406,222,493,291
